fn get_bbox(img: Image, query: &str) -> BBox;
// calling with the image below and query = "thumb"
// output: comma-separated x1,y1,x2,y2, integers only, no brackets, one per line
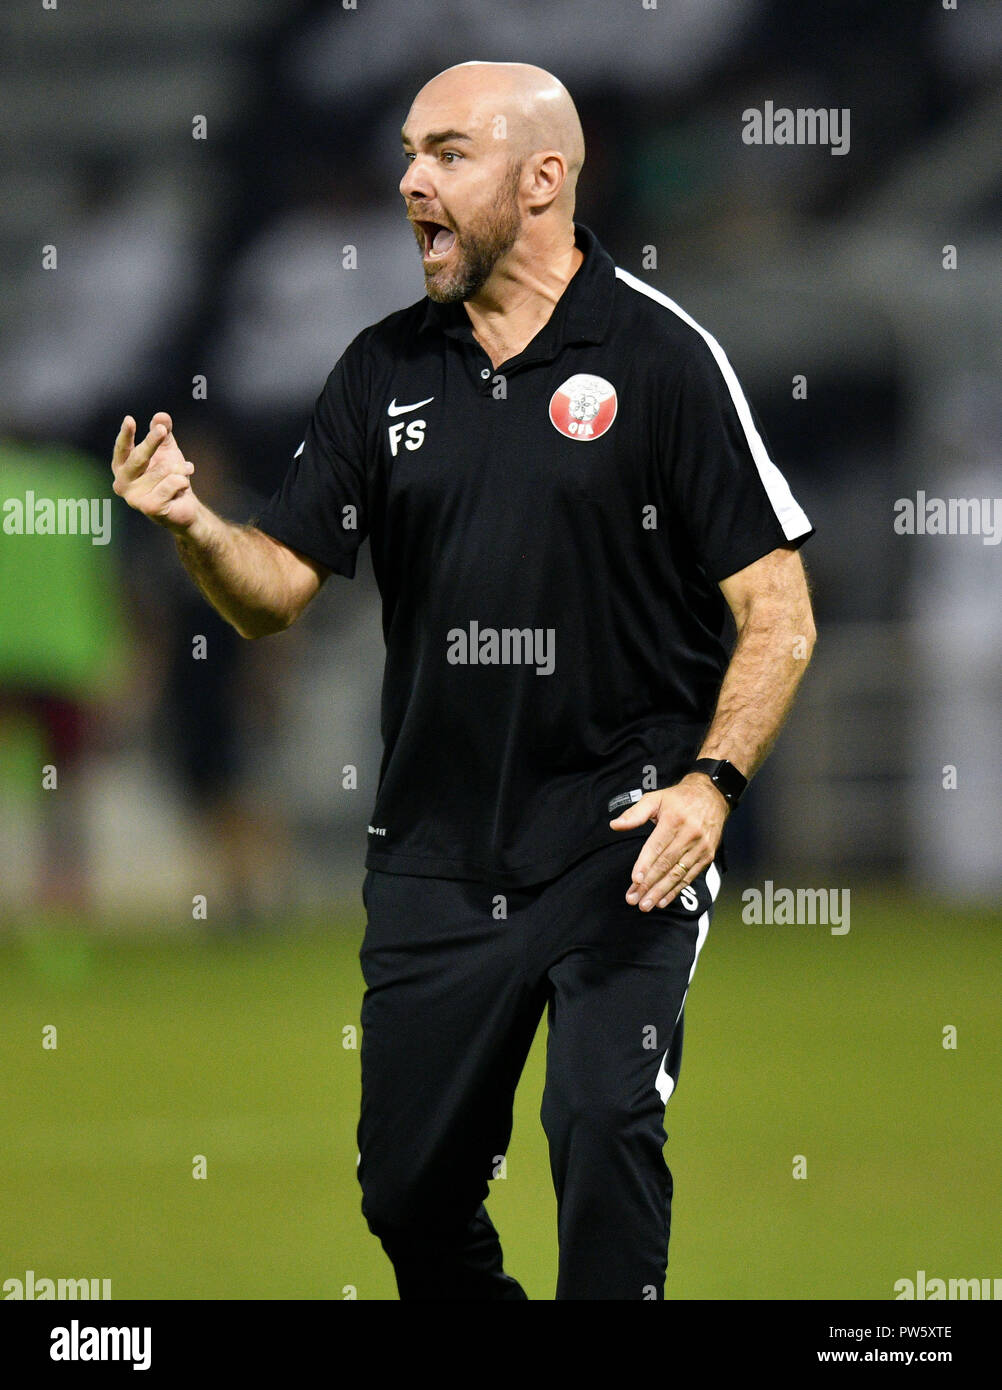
609,790,660,830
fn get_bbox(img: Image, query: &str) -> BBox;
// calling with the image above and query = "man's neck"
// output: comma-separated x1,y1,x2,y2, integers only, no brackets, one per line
463,231,584,370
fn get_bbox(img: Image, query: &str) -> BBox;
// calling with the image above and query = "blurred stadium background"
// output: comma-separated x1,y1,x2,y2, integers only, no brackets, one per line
1,0,999,1299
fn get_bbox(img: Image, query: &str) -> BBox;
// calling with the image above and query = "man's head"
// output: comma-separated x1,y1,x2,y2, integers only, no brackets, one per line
399,62,585,303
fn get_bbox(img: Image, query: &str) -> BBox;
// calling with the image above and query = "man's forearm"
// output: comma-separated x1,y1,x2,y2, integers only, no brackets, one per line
696,612,816,780
174,504,300,639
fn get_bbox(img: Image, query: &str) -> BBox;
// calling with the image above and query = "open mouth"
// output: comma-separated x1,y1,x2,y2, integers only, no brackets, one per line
414,219,457,260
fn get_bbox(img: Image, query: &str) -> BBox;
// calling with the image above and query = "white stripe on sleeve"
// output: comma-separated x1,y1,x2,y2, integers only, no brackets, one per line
615,267,812,542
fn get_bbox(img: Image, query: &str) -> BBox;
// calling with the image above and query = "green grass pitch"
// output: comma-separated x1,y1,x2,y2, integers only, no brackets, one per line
1,888,999,1300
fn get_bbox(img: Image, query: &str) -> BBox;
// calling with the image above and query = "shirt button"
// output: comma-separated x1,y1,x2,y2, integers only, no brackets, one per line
480,368,491,379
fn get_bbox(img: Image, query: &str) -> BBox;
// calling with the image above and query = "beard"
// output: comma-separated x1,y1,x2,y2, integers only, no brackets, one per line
417,160,523,304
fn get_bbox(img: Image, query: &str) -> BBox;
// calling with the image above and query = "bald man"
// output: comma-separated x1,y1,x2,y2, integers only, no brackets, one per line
112,62,816,1299
401,62,585,321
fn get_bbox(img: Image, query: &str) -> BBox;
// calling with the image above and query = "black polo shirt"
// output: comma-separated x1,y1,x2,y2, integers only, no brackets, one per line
254,223,814,887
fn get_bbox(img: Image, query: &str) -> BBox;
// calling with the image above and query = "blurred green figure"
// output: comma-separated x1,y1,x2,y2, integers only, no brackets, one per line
0,440,127,916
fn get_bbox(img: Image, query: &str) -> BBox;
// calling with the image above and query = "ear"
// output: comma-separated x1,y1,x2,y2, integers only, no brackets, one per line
523,150,567,211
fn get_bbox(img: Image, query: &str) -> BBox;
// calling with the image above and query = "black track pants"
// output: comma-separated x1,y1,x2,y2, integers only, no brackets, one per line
356,835,721,1300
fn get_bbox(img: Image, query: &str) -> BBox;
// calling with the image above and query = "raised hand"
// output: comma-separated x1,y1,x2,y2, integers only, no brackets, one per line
111,412,199,534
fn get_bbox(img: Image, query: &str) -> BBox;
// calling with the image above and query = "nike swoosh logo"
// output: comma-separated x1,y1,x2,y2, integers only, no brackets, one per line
387,396,434,416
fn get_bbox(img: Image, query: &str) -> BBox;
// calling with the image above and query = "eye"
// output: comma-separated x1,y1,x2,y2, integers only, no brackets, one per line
441,150,461,164
402,151,415,162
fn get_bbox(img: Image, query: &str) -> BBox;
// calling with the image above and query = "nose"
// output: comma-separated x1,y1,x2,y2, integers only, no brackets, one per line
399,154,433,202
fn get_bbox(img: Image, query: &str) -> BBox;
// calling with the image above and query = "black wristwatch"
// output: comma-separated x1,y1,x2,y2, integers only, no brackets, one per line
690,758,747,810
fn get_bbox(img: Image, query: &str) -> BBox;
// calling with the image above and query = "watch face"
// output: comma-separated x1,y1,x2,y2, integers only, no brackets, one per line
717,764,746,803
695,759,746,805
717,777,740,806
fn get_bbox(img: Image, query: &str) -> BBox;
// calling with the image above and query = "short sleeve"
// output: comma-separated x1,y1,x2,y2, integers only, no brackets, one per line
252,342,369,578
666,337,814,582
